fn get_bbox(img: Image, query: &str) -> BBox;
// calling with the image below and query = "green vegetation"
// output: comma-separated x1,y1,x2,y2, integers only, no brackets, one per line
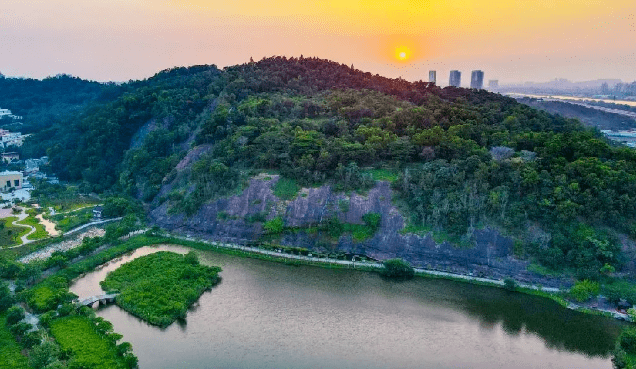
49,316,131,369
29,180,100,212
272,177,301,200
0,282,13,312
0,217,29,247
380,258,415,280
48,207,94,233
569,279,600,302
365,168,399,182
263,213,381,242
603,281,636,306
23,275,76,313
0,313,30,369
264,216,284,234
613,327,636,369
503,278,518,291
0,74,106,135
100,251,221,327
13,57,636,288
17,215,48,241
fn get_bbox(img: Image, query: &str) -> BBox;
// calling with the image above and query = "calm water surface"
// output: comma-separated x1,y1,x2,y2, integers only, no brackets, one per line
70,245,625,369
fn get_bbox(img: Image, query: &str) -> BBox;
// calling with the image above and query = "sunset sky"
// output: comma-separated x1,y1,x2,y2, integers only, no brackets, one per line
2,0,635,85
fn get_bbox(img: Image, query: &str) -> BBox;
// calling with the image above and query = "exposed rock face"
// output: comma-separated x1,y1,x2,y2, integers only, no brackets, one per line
149,175,572,288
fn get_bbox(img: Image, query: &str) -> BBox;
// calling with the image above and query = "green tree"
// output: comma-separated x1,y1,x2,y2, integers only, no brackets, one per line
6,305,25,325
381,259,415,280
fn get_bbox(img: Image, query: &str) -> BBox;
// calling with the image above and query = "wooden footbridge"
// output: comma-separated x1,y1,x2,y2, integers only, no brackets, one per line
76,293,119,307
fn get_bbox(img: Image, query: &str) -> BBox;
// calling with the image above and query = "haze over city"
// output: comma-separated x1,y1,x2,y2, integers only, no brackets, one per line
2,0,635,83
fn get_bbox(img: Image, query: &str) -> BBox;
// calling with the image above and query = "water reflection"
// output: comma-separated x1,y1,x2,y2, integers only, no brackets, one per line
70,245,624,369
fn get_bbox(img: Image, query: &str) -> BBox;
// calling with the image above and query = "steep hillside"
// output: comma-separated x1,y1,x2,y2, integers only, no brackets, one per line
22,57,636,281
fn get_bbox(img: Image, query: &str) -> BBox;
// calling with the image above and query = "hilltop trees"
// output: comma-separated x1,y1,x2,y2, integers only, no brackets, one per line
18,57,636,278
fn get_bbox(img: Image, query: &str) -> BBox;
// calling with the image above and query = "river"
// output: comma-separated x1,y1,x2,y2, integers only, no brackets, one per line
505,92,636,107
69,245,626,369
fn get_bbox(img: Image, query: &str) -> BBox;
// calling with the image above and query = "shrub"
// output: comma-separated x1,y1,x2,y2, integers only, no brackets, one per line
569,280,600,302
619,327,636,354
6,306,25,325
273,177,300,200
0,281,13,312
381,259,415,280
503,277,517,291
362,212,381,231
264,217,284,234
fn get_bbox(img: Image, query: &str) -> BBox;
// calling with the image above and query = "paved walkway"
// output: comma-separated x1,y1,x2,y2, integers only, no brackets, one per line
3,207,37,246
63,217,122,236
166,233,561,293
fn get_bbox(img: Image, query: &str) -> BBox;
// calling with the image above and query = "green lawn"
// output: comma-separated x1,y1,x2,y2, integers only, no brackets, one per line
0,217,30,248
49,207,94,233
0,313,30,369
272,177,301,200
16,216,48,241
364,168,399,182
49,316,127,369
100,251,221,327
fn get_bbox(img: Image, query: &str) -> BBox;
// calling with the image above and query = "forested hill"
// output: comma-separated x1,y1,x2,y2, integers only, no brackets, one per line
0,74,109,134
23,56,636,279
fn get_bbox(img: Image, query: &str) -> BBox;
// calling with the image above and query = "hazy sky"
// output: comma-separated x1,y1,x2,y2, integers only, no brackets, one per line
2,0,635,85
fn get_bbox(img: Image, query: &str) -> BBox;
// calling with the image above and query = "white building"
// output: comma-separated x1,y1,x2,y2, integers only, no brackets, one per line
0,109,22,120
0,131,25,147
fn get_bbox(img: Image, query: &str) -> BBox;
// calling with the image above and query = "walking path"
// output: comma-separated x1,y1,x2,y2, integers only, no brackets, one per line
166,233,561,292
3,207,37,246
50,204,100,216
36,213,60,237
18,228,106,263
63,217,122,236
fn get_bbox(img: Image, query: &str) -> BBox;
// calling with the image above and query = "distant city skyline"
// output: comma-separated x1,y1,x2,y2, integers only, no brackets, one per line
1,1,635,83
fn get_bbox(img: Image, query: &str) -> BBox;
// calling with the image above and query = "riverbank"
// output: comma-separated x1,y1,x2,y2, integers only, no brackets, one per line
68,243,622,369
140,232,634,322
18,231,632,323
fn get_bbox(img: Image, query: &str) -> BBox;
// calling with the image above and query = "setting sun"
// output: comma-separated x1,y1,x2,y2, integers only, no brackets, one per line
395,46,410,61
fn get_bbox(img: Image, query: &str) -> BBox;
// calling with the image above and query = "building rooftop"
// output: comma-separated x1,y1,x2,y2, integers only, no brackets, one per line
0,171,23,176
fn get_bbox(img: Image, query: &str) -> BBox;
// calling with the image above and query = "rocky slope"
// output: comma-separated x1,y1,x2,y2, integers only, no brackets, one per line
150,174,572,289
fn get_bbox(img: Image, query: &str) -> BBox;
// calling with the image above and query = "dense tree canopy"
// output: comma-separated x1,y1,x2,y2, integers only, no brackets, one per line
19,56,636,278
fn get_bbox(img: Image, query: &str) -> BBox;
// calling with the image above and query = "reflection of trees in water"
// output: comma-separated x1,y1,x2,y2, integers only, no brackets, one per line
427,280,625,358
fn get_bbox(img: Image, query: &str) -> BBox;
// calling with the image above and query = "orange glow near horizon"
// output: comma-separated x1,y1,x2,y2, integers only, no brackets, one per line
1,0,635,82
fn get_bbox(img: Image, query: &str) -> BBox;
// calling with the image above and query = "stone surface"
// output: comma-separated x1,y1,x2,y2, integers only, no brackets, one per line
149,176,573,289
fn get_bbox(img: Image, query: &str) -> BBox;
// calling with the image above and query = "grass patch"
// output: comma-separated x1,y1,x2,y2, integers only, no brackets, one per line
17,215,48,241
100,251,221,327
400,219,474,248
272,177,301,200
23,275,76,313
49,207,94,233
49,316,128,369
527,263,560,277
0,313,30,369
365,168,399,182
0,217,29,247
264,213,381,242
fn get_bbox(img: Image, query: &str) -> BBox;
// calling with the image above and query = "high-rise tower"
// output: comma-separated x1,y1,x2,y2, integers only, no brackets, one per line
471,70,484,89
449,70,461,87
429,71,437,84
